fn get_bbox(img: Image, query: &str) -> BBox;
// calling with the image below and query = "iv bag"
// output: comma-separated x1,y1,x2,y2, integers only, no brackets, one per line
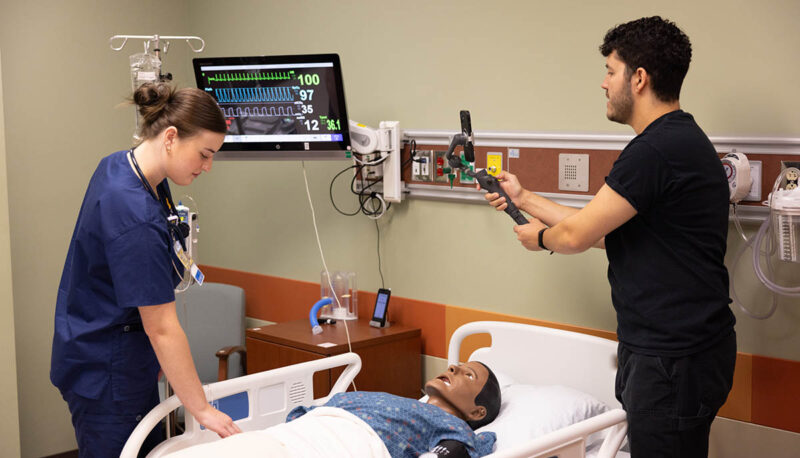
130,52,161,91
129,52,162,140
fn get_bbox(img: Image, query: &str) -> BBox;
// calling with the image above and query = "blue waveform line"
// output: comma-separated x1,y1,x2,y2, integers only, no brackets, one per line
214,86,294,104
221,106,299,118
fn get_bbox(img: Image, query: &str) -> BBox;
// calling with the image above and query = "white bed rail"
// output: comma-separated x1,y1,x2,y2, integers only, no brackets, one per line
121,352,361,458
491,409,628,458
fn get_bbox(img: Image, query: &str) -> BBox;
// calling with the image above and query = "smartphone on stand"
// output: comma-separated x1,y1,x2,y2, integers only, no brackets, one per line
369,288,391,328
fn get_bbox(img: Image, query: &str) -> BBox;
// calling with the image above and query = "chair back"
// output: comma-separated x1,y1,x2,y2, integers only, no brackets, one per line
176,282,246,383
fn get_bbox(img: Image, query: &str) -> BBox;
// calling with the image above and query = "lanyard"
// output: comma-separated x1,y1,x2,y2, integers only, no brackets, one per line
128,149,189,249
128,150,204,285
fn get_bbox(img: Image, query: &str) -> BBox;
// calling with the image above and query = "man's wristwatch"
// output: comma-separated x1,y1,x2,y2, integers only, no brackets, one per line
538,227,553,254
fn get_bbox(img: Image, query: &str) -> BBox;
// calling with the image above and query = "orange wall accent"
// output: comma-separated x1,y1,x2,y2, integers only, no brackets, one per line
751,355,800,432
201,266,799,434
357,290,447,361
200,265,447,358
718,353,753,422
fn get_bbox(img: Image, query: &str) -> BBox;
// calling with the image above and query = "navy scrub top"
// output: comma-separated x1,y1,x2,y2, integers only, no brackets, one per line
51,150,181,401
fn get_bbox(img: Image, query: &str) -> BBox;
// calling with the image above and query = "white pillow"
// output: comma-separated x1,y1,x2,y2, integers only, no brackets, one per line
490,368,516,389
476,384,610,452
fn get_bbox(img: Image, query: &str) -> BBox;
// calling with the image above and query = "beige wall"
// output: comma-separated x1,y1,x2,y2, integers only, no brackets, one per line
183,0,800,359
2,0,799,456
0,47,22,457
0,1,192,455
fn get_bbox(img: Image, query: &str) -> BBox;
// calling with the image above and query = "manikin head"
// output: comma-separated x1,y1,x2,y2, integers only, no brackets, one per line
424,361,501,429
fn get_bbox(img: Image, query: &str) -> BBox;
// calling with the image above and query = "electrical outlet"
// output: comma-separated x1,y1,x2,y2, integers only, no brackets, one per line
412,150,433,182
781,160,800,189
744,160,762,202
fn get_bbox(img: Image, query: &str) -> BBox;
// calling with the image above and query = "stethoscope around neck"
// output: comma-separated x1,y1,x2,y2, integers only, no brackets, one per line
128,149,190,250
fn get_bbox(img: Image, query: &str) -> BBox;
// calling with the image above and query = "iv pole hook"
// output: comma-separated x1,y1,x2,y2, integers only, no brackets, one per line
108,34,205,53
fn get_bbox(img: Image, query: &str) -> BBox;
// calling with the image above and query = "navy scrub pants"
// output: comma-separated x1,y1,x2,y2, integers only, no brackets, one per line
62,384,164,458
615,331,736,458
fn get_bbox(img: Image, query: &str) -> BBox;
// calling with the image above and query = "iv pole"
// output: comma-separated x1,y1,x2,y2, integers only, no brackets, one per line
109,34,206,53
109,33,206,439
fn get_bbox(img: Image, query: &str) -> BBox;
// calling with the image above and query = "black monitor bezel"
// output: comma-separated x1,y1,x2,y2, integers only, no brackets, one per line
193,53,351,160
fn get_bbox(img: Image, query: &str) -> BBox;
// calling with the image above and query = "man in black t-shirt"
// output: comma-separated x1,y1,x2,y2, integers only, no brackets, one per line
483,16,735,458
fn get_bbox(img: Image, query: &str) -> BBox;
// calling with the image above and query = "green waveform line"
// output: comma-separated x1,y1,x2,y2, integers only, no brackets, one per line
207,70,296,83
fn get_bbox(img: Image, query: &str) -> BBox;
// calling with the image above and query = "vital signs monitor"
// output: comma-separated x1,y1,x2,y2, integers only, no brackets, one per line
193,54,351,160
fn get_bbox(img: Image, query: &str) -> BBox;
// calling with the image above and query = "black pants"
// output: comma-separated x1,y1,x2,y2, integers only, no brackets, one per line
615,331,736,458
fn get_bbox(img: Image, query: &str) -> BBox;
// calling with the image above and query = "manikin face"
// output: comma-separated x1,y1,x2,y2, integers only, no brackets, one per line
164,128,225,186
601,51,634,125
424,361,489,423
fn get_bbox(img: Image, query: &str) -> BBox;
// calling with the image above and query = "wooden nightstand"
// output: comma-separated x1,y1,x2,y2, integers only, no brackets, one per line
246,319,421,399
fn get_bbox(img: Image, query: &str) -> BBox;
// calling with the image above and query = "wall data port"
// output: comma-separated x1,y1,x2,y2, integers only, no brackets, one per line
412,150,433,182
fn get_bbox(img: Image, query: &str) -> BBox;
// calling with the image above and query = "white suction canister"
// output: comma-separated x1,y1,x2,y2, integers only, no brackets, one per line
721,152,752,203
769,173,800,263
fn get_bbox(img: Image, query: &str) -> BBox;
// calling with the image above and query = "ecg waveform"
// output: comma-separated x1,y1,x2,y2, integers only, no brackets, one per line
207,71,295,83
221,106,298,118
215,87,294,104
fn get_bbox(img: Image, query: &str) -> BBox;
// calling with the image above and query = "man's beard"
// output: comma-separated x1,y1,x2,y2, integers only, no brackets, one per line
607,82,633,125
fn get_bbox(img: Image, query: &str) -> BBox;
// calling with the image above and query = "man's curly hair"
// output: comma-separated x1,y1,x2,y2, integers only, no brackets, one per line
599,16,692,102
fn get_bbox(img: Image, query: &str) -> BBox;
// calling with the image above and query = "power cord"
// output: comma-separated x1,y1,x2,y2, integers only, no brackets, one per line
330,140,420,220
329,159,392,219
302,161,357,391
400,139,420,171
326,140,420,302
375,219,385,289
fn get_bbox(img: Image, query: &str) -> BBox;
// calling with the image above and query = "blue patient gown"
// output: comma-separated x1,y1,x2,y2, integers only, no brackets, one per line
287,392,496,457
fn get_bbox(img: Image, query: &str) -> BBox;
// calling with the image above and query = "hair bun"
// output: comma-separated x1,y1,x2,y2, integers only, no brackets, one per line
129,84,226,142
133,82,172,107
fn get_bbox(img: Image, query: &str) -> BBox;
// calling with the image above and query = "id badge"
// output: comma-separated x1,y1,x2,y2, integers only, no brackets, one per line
173,240,204,285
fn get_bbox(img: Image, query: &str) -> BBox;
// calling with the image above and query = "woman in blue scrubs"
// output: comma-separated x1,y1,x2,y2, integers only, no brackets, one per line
50,82,241,457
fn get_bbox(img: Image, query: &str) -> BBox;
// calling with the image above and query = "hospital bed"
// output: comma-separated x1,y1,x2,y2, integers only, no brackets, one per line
122,321,628,457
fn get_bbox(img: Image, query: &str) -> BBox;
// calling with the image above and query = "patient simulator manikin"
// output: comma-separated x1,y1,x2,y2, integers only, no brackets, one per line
167,361,501,458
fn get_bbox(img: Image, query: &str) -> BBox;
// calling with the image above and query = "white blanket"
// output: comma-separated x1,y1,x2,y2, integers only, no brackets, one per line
165,407,390,458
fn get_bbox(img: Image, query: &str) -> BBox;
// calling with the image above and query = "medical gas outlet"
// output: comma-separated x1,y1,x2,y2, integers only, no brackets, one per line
486,152,503,176
459,154,475,185
434,151,450,184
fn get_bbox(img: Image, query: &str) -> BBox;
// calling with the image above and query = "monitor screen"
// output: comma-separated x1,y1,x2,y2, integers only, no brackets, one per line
193,54,351,160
